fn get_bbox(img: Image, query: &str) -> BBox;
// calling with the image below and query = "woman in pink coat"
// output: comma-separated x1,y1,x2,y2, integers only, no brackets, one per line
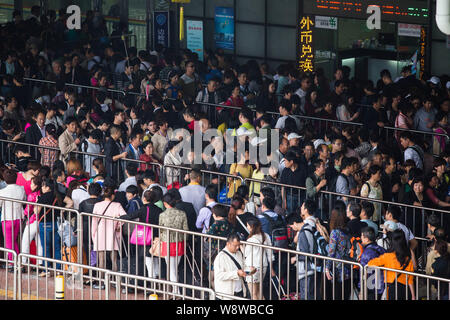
91,185,126,273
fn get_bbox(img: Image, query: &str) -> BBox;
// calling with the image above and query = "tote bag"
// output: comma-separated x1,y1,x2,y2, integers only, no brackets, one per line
130,207,152,246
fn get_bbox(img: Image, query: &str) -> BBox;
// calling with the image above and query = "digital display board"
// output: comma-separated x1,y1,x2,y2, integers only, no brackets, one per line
304,0,429,24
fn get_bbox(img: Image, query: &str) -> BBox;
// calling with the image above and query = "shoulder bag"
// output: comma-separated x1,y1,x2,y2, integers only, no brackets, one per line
222,249,251,299
130,206,152,246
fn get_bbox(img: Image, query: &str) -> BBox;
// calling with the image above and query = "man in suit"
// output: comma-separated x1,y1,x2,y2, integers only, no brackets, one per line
58,116,81,166
25,109,46,162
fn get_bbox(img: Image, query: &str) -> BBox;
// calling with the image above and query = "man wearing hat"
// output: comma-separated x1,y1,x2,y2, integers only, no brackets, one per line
287,132,302,148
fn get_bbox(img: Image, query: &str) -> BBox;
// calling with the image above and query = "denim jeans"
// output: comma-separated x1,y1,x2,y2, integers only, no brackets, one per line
39,222,61,270
285,193,303,214
299,275,315,300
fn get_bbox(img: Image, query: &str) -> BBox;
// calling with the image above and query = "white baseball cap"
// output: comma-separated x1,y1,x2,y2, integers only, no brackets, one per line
287,133,302,141
427,76,440,85
446,81,450,90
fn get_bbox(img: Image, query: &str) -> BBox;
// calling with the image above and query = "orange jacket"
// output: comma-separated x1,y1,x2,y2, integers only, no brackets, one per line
367,252,414,285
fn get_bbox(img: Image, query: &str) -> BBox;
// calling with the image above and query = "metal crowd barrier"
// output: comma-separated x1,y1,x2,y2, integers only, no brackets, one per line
363,264,450,300
0,248,17,300
22,75,449,148
17,253,214,300
1,135,447,239
23,77,127,97
0,194,448,300
0,195,82,274
77,211,366,300
244,177,450,239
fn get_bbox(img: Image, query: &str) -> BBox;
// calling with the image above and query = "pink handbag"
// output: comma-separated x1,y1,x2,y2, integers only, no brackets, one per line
130,207,152,246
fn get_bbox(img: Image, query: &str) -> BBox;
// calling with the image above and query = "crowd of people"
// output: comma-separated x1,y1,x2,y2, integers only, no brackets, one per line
0,6,449,300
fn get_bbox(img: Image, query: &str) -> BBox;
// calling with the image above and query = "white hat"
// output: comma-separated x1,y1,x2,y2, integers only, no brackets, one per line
313,139,326,150
427,76,440,85
446,81,450,90
287,133,302,141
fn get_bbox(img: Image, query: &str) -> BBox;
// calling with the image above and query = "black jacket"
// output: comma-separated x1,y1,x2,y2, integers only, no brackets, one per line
175,201,198,232
25,123,44,160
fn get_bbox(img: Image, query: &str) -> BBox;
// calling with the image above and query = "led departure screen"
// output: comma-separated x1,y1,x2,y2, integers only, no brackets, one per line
303,0,429,24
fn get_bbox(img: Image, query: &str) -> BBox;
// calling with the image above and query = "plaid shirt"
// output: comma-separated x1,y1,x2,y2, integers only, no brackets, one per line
39,136,58,168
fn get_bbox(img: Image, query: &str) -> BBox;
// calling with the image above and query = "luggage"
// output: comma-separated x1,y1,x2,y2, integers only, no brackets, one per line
61,245,88,274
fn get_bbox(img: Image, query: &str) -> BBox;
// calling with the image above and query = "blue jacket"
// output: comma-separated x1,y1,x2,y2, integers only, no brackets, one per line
126,197,143,215
359,242,386,294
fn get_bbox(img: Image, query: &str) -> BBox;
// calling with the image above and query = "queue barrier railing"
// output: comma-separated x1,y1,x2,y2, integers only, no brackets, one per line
126,91,450,148
2,135,448,237
0,195,82,275
363,264,450,300
244,177,450,239
0,194,448,300
23,77,127,97
17,253,214,300
78,210,367,300
1,136,447,239
22,76,449,149
0,248,17,300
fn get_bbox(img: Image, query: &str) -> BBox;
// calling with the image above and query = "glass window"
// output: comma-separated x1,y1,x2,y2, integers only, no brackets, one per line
236,23,264,57
129,0,147,51
0,0,14,24
267,26,296,61
236,0,264,23
267,0,297,26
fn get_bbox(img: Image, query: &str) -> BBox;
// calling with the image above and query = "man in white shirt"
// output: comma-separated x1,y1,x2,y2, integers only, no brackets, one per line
294,76,312,115
385,205,417,250
71,184,90,210
82,129,102,177
275,99,302,130
179,169,206,215
214,233,256,300
196,185,218,233
118,163,138,193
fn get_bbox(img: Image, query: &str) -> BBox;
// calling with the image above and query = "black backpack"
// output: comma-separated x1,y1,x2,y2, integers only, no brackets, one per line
262,213,288,249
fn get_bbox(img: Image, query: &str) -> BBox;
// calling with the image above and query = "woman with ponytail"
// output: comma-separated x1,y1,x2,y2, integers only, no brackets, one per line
228,195,253,240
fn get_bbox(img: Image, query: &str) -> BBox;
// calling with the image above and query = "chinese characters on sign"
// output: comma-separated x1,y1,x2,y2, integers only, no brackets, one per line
153,11,170,48
419,26,427,80
187,20,204,61
298,16,314,73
